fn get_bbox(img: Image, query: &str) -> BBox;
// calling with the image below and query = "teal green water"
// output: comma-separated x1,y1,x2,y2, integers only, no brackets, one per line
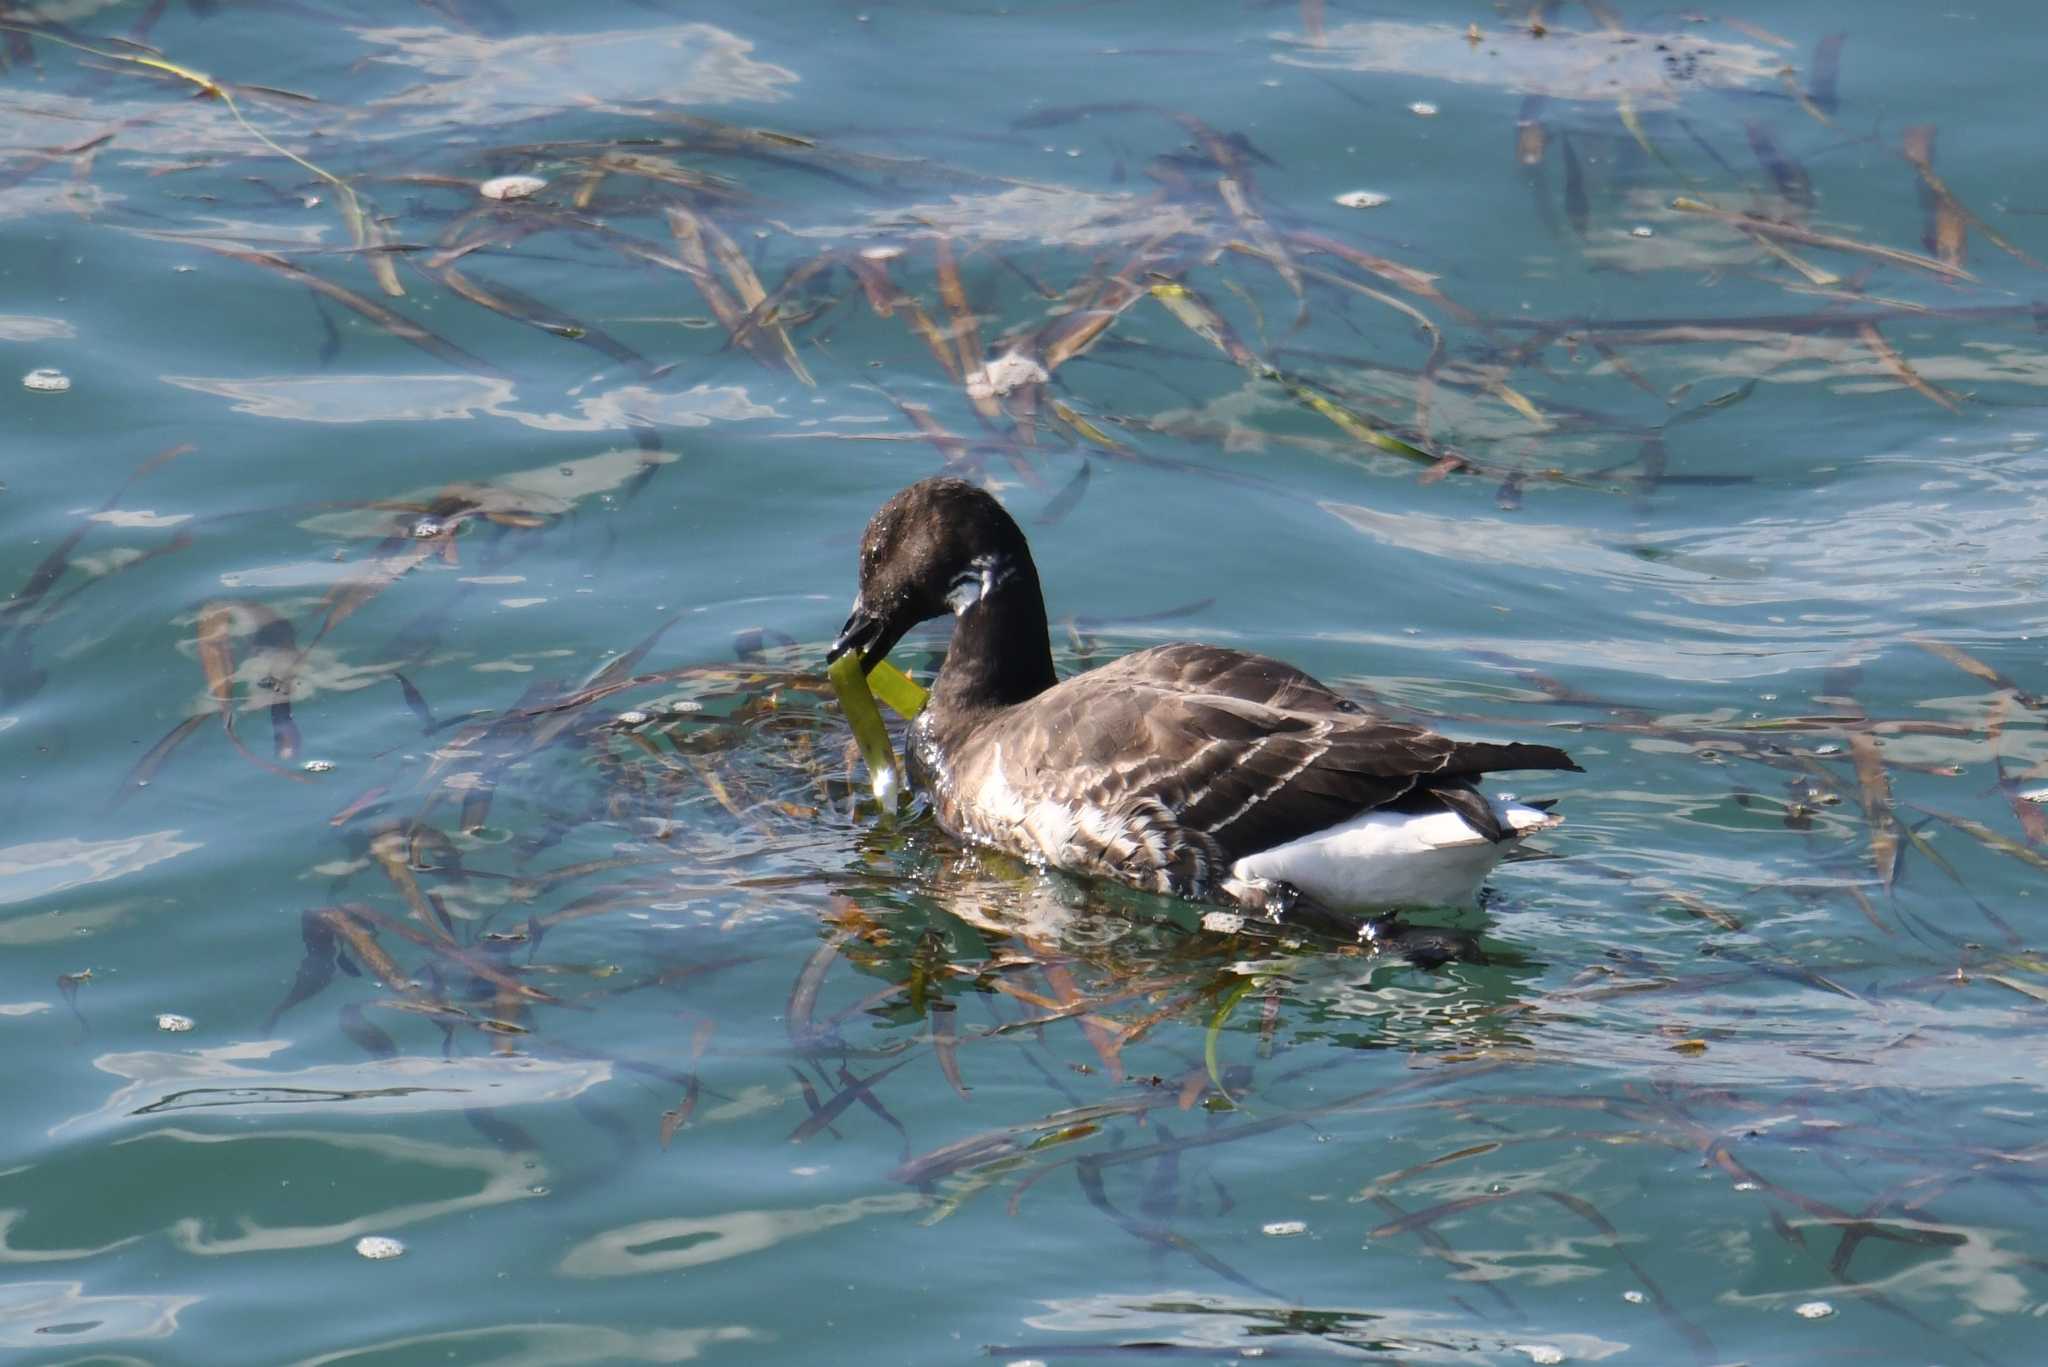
4,2,2047,1363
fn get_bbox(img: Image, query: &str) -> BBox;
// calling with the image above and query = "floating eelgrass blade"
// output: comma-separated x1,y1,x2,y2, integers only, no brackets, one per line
873,387,978,473
1,443,193,632
427,261,650,372
1616,96,1692,187
696,211,815,385
930,233,993,411
1283,229,1465,315
1744,228,1839,286
265,909,340,1030
1846,733,1899,891
1228,239,1441,368
1147,277,1436,462
1038,238,1170,374
185,242,503,375
1906,637,2041,707
181,601,308,784
194,601,237,727
1902,125,2043,271
665,207,770,369
1807,32,1846,117
1073,1153,1283,1303
8,25,398,297
1670,197,1974,282
1908,803,2048,877
1036,458,1092,528
845,247,965,381
312,906,417,998
342,898,561,1004
930,1001,968,1098
586,151,742,199
370,829,458,945
1041,960,1126,1081
787,1063,897,1144
1205,975,1258,1107
1148,277,1258,369
1560,131,1589,238
1214,176,1302,309
728,252,837,359
307,528,446,646
1984,974,2048,1006
1855,321,1962,412
1268,369,1435,463
1661,379,1759,432
116,714,208,803
1745,121,1813,215
1046,398,1133,456
828,653,902,804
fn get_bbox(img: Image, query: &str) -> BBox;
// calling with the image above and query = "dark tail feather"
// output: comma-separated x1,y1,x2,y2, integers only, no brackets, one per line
1431,783,1507,843
1444,741,1581,775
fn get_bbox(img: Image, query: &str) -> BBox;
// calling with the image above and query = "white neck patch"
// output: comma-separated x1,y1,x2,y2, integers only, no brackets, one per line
946,553,1010,616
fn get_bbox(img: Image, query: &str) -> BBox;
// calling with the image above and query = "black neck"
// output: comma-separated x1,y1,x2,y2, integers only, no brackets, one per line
930,556,1057,714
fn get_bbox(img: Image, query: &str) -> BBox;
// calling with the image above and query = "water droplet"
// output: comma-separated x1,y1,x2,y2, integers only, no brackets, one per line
355,1235,406,1260
1408,101,1439,117
156,1012,194,1033
479,174,546,201
23,368,70,393
615,710,650,727
301,759,335,774
1812,742,1842,756
1795,1300,1834,1319
1517,1346,1565,1365
412,518,446,539
1733,1181,1759,1191
1261,1220,1307,1237
1334,190,1390,209
1622,1290,1645,1305
1630,225,1654,238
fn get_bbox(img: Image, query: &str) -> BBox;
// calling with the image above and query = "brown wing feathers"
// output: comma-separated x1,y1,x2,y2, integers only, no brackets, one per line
991,645,1578,864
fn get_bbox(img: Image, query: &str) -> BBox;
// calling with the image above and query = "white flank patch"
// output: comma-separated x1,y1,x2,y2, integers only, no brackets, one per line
1231,800,1557,911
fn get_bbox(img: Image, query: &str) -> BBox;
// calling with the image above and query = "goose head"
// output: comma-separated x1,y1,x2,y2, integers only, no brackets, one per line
828,477,1036,671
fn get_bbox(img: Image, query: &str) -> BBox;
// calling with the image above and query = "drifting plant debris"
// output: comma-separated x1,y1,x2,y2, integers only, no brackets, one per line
3,9,2044,1362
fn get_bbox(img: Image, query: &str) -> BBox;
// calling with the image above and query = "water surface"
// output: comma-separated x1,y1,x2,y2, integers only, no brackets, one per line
3,2,2046,1363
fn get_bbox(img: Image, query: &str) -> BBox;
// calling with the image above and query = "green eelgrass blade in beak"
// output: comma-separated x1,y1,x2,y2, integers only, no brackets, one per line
828,651,904,804
864,659,927,720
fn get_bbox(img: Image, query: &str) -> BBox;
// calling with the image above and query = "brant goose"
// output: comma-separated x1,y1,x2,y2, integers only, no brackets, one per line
829,478,1579,936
